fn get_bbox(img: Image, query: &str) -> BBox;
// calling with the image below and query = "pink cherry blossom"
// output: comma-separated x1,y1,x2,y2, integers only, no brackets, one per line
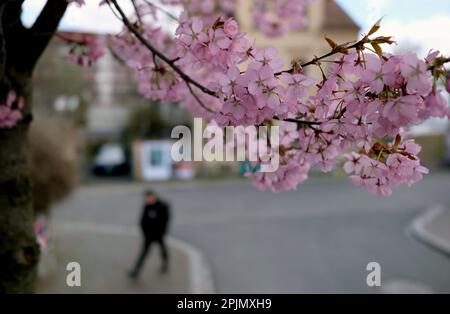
65,34,104,67
279,72,315,101
399,53,433,96
253,47,284,71
0,91,24,129
252,0,313,37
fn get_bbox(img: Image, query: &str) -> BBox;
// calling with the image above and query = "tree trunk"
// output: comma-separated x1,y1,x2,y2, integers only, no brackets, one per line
0,0,68,293
0,74,37,293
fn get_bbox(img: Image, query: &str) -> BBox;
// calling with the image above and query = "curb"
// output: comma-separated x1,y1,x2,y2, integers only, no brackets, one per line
409,205,450,257
168,238,215,294
53,221,215,293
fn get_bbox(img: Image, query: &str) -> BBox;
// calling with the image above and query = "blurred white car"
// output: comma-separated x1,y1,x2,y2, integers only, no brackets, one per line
92,143,129,176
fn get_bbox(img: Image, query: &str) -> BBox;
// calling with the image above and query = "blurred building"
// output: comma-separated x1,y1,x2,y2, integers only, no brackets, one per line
34,31,193,180
34,32,189,142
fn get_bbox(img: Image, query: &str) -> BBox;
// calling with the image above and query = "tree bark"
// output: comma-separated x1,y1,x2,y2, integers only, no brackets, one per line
0,0,67,293
0,79,37,294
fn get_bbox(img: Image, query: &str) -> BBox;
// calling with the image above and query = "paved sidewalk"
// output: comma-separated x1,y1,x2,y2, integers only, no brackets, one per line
411,205,450,256
37,224,191,294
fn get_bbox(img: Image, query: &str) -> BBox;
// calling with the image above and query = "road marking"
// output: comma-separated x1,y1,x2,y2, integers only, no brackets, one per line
410,205,450,256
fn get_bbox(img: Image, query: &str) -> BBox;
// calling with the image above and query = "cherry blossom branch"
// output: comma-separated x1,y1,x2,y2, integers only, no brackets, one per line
109,0,450,142
131,0,143,24
67,0,450,195
109,0,340,130
274,117,321,126
185,82,215,113
111,1,392,110
109,0,217,98
274,35,387,75
142,0,179,22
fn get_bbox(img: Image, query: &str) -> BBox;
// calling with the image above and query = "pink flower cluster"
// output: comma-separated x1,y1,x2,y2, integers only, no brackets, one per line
230,48,448,194
161,0,313,37
345,140,429,197
252,0,313,37
65,34,105,67
111,25,185,104
161,0,236,21
250,150,311,192
0,91,24,129
249,50,449,194
173,13,319,125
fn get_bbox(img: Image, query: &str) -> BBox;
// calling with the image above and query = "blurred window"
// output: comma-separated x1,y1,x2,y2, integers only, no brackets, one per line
150,148,163,167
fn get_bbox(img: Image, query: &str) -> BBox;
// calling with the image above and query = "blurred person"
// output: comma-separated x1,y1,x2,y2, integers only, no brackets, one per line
129,190,171,279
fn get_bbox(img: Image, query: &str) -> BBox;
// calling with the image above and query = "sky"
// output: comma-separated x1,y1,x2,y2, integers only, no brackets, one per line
21,0,450,56
21,0,179,34
336,0,450,55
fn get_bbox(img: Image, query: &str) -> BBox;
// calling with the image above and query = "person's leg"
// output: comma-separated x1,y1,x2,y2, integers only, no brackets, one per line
157,237,169,273
130,236,152,278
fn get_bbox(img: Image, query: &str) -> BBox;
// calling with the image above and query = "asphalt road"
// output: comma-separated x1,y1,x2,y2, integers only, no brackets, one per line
52,172,450,293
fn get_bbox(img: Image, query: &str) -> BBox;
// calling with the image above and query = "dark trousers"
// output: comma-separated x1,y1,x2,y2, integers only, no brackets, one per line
132,233,169,276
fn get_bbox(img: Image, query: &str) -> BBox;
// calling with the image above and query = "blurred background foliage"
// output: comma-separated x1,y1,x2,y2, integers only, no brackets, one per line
29,113,77,215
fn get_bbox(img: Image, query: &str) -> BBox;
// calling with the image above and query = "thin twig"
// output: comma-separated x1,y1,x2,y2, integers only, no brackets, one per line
143,0,179,21
273,117,322,132
185,82,215,113
274,39,366,75
131,0,143,24
276,117,321,126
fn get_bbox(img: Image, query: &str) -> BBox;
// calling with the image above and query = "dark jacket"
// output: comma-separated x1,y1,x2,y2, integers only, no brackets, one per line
140,200,170,239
